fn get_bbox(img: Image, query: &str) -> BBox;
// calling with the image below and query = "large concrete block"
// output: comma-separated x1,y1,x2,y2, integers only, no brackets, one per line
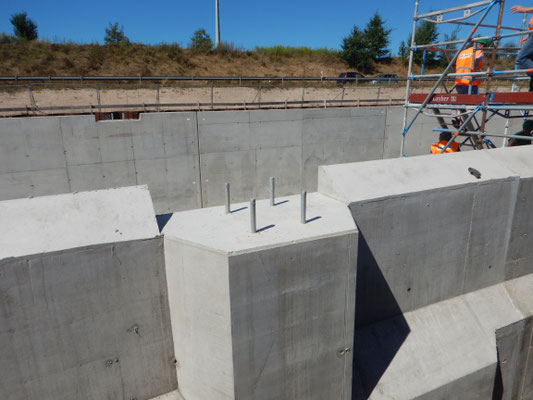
0,186,177,400
163,193,357,400
318,151,518,325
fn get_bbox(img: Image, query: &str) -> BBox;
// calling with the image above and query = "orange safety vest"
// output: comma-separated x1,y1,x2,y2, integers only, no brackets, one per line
455,47,483,86
529,16,533,29
430,140,460,154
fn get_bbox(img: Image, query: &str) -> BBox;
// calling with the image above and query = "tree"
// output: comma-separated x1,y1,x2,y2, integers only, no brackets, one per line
364,13,391,61
10,12,38,41
398,20,439,65
438,26,461,67
104,22,129,44
340,26,373,73
189,29,213,51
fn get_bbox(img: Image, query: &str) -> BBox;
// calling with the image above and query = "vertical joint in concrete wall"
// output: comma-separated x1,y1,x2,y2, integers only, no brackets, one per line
250,198,256,233
301,191,307,224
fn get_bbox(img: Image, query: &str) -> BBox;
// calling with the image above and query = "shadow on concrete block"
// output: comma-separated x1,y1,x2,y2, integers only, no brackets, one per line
352,229,410,399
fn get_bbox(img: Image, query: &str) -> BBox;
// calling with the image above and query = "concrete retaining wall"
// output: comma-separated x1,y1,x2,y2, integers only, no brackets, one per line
0,107,519,214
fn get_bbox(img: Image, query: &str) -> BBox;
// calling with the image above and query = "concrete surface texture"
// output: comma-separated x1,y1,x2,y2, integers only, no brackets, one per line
353,274,533,399
163,193,357,400
0,186,177,400
0,107,520,214
0,185,158,259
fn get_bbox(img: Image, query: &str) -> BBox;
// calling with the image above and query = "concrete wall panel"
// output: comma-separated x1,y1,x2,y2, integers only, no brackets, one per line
97,120,134,163
0,168,70,200
200,150,257,207
59,116,101,166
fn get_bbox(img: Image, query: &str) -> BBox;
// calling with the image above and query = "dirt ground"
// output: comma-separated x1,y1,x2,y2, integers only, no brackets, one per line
0,81,525,117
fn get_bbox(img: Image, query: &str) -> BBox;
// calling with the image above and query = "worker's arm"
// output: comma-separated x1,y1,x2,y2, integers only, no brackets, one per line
511,5,533,13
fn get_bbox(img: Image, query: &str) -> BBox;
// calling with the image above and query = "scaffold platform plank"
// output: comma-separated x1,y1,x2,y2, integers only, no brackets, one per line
409,92,533,105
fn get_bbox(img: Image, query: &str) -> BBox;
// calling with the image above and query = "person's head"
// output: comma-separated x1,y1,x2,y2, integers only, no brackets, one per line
474,39,489,48
523,119,533,134
439,131,452,142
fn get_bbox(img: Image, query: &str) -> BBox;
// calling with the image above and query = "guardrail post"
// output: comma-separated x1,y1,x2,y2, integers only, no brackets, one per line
210,84,214,110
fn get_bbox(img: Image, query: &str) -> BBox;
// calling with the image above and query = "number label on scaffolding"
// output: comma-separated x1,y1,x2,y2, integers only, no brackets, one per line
436,14,443,22
464,8,471,17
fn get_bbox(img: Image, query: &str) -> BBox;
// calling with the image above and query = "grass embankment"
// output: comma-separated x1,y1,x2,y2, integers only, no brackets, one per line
0,41,520,93
0,41,416,79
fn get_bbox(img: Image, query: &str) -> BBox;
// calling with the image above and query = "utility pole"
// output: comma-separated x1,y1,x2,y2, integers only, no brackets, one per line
215,0,220,48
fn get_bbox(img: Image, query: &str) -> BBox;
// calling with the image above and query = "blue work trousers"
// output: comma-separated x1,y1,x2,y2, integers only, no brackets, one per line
517,34,533,91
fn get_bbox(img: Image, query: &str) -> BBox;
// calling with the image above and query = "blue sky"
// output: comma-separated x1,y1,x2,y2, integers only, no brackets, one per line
0,1,528,54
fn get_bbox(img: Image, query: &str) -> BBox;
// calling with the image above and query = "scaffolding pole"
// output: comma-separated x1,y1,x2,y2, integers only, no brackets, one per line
400,0,498,156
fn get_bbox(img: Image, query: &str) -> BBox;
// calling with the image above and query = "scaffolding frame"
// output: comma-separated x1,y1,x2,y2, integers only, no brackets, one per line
400,0,533,155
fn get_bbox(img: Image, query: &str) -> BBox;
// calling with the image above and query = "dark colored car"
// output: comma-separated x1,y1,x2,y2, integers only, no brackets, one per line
337,72,365,84
371,74,399,84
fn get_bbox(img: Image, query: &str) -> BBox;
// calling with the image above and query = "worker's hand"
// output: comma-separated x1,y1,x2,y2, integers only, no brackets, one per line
511,5,527,13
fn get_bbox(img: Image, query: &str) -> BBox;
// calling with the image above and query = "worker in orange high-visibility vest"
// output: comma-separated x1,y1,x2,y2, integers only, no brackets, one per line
430,132,460,154
511,5,533,91
454,39,488,94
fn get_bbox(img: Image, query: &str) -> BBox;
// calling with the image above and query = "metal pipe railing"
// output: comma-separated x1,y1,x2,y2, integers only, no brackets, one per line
433,127,533,141
416,0,493,19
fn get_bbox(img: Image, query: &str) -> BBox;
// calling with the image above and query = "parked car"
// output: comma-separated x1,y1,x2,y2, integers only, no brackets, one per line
337,72,365,84
371,74,399,84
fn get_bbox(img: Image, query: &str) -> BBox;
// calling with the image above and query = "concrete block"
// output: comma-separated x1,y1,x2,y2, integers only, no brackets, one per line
354,279,531,400
318,151,519,324
495,317,533,400
0,186,176,400
163,193,357,400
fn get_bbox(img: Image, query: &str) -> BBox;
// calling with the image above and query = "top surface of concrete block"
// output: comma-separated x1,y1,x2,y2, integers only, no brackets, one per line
485,145,533,178
319,149,517,203
0,185,159,259
163,192,356,255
